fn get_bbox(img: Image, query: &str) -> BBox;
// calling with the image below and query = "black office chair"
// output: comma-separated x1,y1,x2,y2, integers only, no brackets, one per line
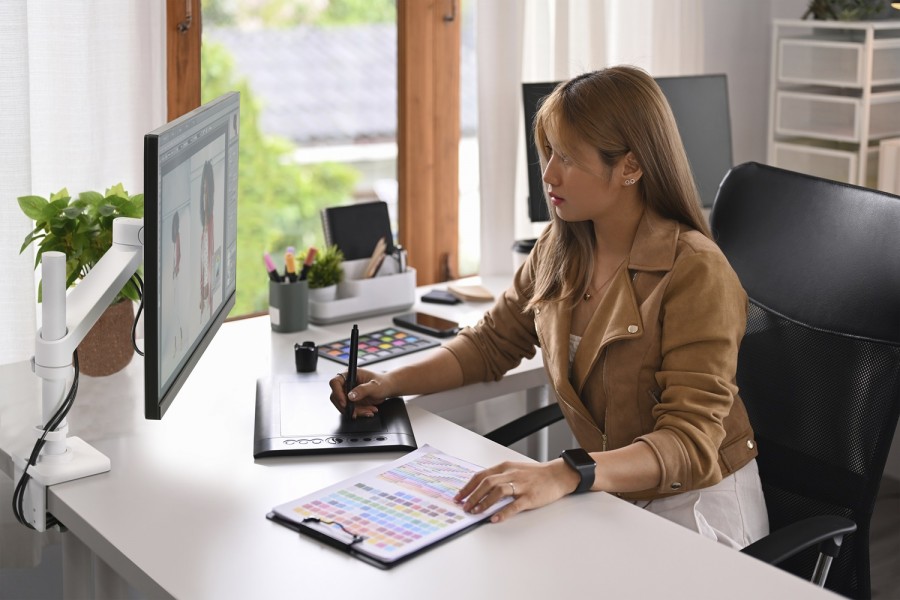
711,162,900,598
485,162,900,597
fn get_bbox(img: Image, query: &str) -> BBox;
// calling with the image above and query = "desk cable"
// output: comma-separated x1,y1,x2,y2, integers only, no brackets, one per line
12,352,79,529
130,274,144,357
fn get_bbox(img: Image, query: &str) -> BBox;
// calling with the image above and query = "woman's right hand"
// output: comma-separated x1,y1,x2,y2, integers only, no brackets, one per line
328,368,393,418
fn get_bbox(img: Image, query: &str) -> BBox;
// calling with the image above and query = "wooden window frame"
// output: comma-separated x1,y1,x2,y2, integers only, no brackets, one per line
397,0,461,284
166,0,461,285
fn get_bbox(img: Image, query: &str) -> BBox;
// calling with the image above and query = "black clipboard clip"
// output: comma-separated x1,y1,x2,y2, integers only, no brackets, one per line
301,516,366,546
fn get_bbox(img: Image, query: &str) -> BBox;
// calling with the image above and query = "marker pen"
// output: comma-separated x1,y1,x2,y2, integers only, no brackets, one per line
285,251,298,282
264,252,281,282
299,247,318,281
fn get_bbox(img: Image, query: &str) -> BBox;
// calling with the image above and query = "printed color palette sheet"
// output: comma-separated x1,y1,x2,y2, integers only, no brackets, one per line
271,445,510,564
318,327,439,367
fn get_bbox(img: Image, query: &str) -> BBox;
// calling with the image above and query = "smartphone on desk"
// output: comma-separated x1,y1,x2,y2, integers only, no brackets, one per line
392,312,461,338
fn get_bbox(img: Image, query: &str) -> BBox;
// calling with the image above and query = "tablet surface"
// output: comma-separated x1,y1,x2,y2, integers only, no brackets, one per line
253,375,417,458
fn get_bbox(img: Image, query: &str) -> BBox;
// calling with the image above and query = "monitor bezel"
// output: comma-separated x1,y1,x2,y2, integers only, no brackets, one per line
143,92,239,420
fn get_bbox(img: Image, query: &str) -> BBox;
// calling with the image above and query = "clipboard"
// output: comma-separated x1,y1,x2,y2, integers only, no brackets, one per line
266,445,511,568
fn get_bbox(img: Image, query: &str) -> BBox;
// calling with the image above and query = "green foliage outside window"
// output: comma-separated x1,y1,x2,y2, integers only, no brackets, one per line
201,41,358,315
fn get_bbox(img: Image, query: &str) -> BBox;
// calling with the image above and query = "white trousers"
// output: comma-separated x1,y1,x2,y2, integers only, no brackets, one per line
635,459,770,549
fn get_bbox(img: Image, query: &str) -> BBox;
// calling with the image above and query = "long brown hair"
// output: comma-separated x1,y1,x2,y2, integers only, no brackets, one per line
529,65,709,309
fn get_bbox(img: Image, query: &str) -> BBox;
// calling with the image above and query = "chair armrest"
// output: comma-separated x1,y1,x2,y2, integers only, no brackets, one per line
484,403,564,447
740,515,856,566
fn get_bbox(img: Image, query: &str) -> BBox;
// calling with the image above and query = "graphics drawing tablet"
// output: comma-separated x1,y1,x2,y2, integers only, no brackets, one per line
253,375,417,458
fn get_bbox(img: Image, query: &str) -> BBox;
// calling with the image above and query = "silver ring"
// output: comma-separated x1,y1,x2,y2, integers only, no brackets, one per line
337,372,346,382
508,482,516,497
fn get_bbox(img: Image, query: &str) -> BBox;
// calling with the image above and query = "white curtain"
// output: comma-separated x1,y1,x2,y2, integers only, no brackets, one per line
0,0,167,366
0,0,166,572
476,0,705,276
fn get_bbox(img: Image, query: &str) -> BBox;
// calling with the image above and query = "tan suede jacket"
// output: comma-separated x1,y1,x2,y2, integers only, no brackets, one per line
444,210,758,501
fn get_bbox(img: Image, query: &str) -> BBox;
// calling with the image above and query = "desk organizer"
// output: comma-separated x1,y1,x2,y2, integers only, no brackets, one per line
308,258,416,324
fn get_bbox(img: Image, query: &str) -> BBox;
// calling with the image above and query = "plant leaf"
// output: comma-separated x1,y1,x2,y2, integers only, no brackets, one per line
62,206,84,219
44,198,70,223
105,183,128,199
17,195,48,220
98,204,116,217
78,191,104,205
19,231,39,255
49,188,70,202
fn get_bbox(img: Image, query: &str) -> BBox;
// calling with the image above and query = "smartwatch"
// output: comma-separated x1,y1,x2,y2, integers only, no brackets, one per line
560,448,596,494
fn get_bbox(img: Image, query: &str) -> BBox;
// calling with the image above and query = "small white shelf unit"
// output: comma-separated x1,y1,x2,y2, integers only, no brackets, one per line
767,19,900,187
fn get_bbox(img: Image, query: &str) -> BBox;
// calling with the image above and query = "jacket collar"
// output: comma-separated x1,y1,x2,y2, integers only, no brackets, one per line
627,208,679,273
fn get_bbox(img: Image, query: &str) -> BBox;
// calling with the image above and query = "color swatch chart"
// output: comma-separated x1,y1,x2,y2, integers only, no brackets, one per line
318,326,439,367
271,445,510,564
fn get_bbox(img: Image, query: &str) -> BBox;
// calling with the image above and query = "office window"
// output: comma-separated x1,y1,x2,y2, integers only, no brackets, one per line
201,0,397,315
179,1,461,313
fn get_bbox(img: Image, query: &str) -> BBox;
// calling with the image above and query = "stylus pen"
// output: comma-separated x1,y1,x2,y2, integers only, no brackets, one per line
344,324,359,418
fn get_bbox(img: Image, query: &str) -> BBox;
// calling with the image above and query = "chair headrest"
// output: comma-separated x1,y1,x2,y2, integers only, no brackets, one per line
710,162,900,343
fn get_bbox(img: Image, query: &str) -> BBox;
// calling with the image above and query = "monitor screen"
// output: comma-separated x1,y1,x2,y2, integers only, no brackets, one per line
523,74,733,222
143,92,240,419
655,74,733,210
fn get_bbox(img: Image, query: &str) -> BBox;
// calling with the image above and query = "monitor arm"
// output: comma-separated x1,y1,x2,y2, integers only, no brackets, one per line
13,217,143,531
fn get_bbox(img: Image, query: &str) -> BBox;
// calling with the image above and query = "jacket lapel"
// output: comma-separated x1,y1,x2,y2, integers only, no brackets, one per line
571,266,642,394
572,210,680,395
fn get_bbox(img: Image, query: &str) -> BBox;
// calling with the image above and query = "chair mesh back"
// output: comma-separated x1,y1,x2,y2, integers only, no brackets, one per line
739,301,900,599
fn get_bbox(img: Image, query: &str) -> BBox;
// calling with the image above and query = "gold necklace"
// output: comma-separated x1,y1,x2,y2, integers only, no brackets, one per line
583,259,626,302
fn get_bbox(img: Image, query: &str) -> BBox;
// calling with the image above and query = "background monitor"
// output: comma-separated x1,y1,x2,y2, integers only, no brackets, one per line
522,74,733,222
143,92,240,419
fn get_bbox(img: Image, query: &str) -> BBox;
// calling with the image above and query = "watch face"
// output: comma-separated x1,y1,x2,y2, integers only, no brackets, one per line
561,448,595,494
563,448,594,467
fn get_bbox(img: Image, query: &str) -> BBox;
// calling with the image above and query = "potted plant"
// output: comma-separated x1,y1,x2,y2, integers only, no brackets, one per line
306,245,344,302
18,184,144,376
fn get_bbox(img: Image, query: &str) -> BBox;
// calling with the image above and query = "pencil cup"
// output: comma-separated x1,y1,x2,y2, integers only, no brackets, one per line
269,280,309,333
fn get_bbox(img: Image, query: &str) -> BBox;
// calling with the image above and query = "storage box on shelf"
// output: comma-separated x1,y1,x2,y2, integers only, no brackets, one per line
767,19,900,188
308,257,416,325
878,137,900,195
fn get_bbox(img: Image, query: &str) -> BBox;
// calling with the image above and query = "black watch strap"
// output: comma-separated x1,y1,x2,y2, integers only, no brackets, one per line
560,448,595,494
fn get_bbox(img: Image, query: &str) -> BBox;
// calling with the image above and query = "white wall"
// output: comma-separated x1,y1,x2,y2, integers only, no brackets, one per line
702,0,808,166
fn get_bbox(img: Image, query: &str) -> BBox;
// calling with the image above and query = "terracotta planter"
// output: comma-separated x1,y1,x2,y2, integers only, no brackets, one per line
77,299,135,377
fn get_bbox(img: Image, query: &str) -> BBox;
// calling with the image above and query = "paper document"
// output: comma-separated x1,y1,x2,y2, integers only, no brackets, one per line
270,445,511,564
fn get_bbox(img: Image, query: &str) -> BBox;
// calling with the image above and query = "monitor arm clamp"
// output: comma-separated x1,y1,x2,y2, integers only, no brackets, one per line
12,217,143,531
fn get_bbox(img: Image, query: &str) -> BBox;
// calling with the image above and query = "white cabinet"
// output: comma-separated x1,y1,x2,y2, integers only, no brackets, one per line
767,19,900,187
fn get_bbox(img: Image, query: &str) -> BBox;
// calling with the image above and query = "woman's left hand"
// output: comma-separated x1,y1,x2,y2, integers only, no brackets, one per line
454,459,580,523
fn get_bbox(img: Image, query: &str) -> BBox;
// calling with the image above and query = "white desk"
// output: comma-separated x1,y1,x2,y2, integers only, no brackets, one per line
0,279,839,599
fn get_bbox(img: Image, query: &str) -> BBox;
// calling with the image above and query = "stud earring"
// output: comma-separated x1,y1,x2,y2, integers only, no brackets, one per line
624,178,636,186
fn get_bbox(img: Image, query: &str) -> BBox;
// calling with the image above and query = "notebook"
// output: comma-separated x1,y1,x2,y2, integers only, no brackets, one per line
321,201,394,261
267,444,511,568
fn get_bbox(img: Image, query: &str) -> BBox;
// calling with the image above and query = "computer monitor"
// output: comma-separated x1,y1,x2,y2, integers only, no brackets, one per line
522,74,733,222
143,92,240,419
655,74,733,210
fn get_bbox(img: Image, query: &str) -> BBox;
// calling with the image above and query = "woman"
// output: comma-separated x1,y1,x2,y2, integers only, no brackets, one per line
329,66,768,549
198,159,216,321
